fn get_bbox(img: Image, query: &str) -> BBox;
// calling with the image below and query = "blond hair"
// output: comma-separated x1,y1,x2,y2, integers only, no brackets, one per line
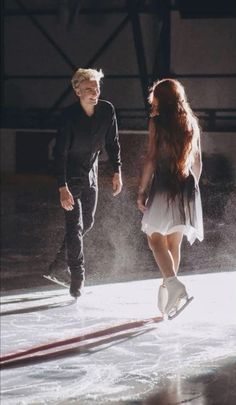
71,68,104,90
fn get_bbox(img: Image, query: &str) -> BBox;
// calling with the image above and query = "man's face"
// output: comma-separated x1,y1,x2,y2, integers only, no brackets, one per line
75,79,100,106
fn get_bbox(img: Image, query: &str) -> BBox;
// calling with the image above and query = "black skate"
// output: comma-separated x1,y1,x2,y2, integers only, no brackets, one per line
43,273,70,288
43,265,71,288
44,240,70,287
43,240,71,288
69,278,84,298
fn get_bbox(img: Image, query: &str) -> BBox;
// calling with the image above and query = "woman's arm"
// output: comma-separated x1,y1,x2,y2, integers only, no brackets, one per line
191,127,202,184
137,119,157,212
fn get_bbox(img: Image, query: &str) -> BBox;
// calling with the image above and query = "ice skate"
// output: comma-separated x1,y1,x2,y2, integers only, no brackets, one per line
43,273,70,288
43,266,71,288
165,276,193,320
69,277,84,299
157,284,168,315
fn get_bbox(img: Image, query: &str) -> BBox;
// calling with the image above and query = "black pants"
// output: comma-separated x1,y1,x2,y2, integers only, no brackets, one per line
52,181,98,280
65,181,98,280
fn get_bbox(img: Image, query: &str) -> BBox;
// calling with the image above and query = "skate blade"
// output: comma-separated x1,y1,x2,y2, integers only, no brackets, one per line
43,275,69,289
168,296,194,320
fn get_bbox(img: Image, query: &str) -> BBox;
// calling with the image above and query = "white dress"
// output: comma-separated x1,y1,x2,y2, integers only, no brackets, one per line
141,146,204,245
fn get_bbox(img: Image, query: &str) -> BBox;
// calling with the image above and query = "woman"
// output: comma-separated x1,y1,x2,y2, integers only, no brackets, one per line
137,78,203,319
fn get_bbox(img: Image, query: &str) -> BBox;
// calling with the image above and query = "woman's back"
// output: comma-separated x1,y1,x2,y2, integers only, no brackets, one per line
153,116,197,177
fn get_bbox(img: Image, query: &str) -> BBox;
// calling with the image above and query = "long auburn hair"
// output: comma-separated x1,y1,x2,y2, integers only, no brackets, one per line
148,78,199,182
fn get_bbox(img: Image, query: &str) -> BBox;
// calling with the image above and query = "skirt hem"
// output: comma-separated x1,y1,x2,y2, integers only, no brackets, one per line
141,223,204,245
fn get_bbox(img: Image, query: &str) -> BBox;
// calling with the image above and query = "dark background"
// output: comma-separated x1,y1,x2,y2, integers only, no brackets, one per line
1,0,236,291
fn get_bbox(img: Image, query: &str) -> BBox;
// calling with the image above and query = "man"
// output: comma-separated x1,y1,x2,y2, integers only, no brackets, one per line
45,68,122,298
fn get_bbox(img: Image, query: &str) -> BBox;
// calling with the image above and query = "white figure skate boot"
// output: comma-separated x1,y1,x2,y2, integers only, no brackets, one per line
165,276,193,320
157,284,168,316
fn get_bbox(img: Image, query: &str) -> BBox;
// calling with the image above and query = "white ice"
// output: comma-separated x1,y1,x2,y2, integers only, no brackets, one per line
1,271,236,405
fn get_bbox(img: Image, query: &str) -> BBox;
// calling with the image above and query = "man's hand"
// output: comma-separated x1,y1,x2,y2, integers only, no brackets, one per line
112,172,123,196
59,186,74,211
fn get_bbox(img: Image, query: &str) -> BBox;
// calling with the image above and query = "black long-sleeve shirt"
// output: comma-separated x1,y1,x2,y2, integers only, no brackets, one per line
55,99,121,188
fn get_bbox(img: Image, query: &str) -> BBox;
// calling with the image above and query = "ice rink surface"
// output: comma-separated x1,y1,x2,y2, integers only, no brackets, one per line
1,271,236,405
